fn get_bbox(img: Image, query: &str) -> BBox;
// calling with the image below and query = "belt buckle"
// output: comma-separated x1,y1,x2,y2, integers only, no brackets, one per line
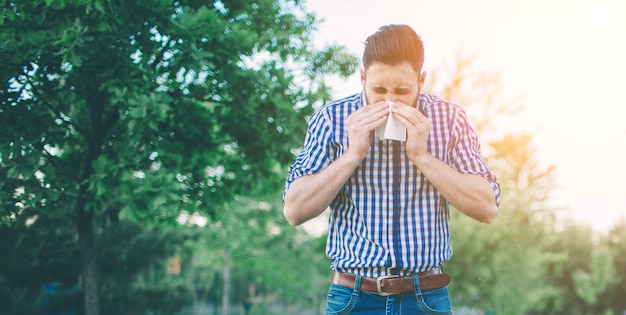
376,275,399,296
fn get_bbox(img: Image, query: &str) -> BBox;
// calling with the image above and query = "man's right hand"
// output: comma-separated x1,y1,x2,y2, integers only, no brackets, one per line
346,101,389,159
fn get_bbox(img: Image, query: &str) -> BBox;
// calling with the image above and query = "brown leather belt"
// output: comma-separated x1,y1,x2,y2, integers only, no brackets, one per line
332,267,451,296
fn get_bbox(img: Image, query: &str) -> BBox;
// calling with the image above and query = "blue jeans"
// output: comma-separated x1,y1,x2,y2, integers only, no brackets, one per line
324,274,452,315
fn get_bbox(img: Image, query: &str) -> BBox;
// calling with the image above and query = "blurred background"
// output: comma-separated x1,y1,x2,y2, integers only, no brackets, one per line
1,1,624,315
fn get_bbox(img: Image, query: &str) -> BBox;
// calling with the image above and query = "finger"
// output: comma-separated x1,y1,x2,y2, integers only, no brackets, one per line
365,112,390,130
354,103,389,125
391,102,424,119
390,106,416,128
393,104,428,127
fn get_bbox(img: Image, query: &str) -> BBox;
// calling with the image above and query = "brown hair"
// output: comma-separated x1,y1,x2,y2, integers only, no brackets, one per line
362,24,424,72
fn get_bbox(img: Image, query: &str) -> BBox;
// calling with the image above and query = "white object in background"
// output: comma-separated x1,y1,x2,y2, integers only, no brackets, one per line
376,102,406,141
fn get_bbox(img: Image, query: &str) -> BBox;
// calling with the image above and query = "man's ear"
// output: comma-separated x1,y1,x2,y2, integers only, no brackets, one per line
360,68,366,86
418,71,427,90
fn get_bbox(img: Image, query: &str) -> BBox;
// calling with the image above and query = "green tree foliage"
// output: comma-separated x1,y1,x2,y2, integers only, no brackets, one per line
573,244,615,314
0,209,80,314
542,221,594,314
0,209,199,315
542,220,625,315
0,0,356,314
180,195,330,314
96,223,199,314
604,219,626,313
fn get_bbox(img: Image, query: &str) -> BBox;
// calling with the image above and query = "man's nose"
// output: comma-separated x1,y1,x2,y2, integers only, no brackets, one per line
385,93,398,103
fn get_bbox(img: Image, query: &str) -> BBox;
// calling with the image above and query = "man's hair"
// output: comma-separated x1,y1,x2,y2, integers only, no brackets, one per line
362,24,424,72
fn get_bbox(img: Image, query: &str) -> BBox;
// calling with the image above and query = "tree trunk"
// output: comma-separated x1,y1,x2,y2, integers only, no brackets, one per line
222,248,230,315
78,206,100,315
79,96,106,315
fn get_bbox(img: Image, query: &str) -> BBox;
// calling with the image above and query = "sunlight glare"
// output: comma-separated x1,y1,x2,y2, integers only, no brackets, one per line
586,1,614,30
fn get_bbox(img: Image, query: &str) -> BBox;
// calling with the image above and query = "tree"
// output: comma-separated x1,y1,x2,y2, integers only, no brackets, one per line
539,218,624,315
573,245,616,315
542,221,596,315
183,194,330,314
0,202,199,315
603,218,626,313
0,1,356,314
0,207,80,314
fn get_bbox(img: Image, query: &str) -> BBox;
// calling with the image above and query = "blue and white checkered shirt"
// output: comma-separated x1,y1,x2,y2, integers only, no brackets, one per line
285,92,501,277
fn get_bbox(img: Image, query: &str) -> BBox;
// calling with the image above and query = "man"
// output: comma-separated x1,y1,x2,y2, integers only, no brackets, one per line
283,24,500,315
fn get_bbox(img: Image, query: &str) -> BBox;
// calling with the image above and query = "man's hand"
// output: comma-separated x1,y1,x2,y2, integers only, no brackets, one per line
390,101,431,161
346,101,389,159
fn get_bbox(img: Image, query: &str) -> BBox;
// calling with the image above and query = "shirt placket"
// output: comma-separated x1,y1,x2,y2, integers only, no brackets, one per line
390,140,402,275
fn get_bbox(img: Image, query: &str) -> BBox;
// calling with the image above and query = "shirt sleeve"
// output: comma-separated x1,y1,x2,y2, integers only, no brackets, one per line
283,108,334,198
450,108,502,206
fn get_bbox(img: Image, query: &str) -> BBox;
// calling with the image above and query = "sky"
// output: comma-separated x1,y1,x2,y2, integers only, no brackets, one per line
303,0,626,231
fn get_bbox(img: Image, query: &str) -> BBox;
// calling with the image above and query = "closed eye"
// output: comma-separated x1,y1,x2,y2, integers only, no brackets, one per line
372,87,387,94
372,88,411,95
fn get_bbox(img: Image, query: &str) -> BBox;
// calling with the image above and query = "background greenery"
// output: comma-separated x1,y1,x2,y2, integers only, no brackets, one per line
1,1,624,315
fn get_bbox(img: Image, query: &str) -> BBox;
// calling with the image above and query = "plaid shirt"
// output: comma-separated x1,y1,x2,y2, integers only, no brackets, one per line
285,92,501,277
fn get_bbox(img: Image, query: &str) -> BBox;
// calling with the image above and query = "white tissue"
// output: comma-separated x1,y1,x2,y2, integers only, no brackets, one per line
376,102,406,141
